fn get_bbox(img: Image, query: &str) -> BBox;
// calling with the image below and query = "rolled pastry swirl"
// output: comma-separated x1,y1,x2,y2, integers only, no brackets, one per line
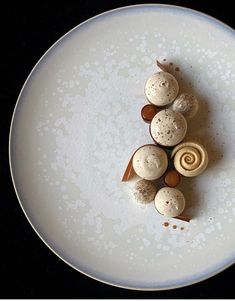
171,142,208,177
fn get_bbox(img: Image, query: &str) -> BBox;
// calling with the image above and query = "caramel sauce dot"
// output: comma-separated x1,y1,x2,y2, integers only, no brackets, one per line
164,170,181,187
163,222,169,227
141,104,158,123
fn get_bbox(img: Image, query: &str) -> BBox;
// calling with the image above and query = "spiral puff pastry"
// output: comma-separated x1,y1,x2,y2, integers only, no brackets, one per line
171,142,208,177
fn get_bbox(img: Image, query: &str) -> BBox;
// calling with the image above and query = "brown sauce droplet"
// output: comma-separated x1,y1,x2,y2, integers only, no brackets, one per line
172,225,177,229
163,222,169,227
180,227,184,230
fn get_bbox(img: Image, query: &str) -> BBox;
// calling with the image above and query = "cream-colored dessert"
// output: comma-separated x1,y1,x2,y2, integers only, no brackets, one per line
133,179,157,203
172,93,199,118
132,145,168,180
150,109,187,147
171,141,208,177
145,72,179,106
154,187,185,217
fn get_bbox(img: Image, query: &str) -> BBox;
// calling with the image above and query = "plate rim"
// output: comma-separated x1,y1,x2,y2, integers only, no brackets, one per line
8,3,235,291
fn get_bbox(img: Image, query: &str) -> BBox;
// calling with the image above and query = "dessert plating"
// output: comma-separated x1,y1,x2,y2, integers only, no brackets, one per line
122,59,209,222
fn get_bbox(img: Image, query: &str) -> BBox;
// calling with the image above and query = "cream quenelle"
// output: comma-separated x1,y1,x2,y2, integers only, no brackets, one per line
145,71,179,106
150,109,187,147
132,145,168,180
154,187,185,217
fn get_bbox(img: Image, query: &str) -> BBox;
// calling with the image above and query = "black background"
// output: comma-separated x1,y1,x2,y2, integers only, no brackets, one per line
2,1,235,298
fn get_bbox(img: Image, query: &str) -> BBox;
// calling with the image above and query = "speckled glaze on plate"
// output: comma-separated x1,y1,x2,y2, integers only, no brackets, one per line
9,4,235,290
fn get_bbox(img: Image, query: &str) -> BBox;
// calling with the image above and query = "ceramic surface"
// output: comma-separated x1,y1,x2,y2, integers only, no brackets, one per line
9,4,235,290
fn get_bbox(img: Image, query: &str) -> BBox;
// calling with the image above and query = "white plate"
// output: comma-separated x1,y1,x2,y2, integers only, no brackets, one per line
9,4,235,290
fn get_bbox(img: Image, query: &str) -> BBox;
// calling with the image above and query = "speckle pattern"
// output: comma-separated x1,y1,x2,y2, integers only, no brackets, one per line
150,109,187,146
10,5,235,289
145,72,179,106
133,179,157,203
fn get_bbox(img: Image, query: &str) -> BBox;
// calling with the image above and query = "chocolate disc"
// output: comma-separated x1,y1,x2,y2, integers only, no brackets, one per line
141,104,158,123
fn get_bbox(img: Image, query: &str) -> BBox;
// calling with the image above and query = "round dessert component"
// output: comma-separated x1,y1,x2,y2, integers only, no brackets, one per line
171,141,208,177
150,109,187,147
172,93,199,119
133,179,157,203
145,72,179,106
132,145,168,180
141,104,159,123
164,170,181,187
154,187,185,217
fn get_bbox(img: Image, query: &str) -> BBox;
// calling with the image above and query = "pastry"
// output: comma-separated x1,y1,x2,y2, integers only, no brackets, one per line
132,144,168,180
150,109,187,147
145,72,179,106
171,141,208,177
154,187,185,217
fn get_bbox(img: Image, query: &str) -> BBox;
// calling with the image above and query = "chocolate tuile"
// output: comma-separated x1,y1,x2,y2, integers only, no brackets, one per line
174,215,191,223
156,60,168,72
121,156,134,182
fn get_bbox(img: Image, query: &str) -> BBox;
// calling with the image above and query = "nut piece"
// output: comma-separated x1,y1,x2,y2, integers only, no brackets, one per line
172,93,199,119
145,72,179,106
164,170,181,187
133,179,157,203
154,187,185,217
150,109,187,147
132,144,168,180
